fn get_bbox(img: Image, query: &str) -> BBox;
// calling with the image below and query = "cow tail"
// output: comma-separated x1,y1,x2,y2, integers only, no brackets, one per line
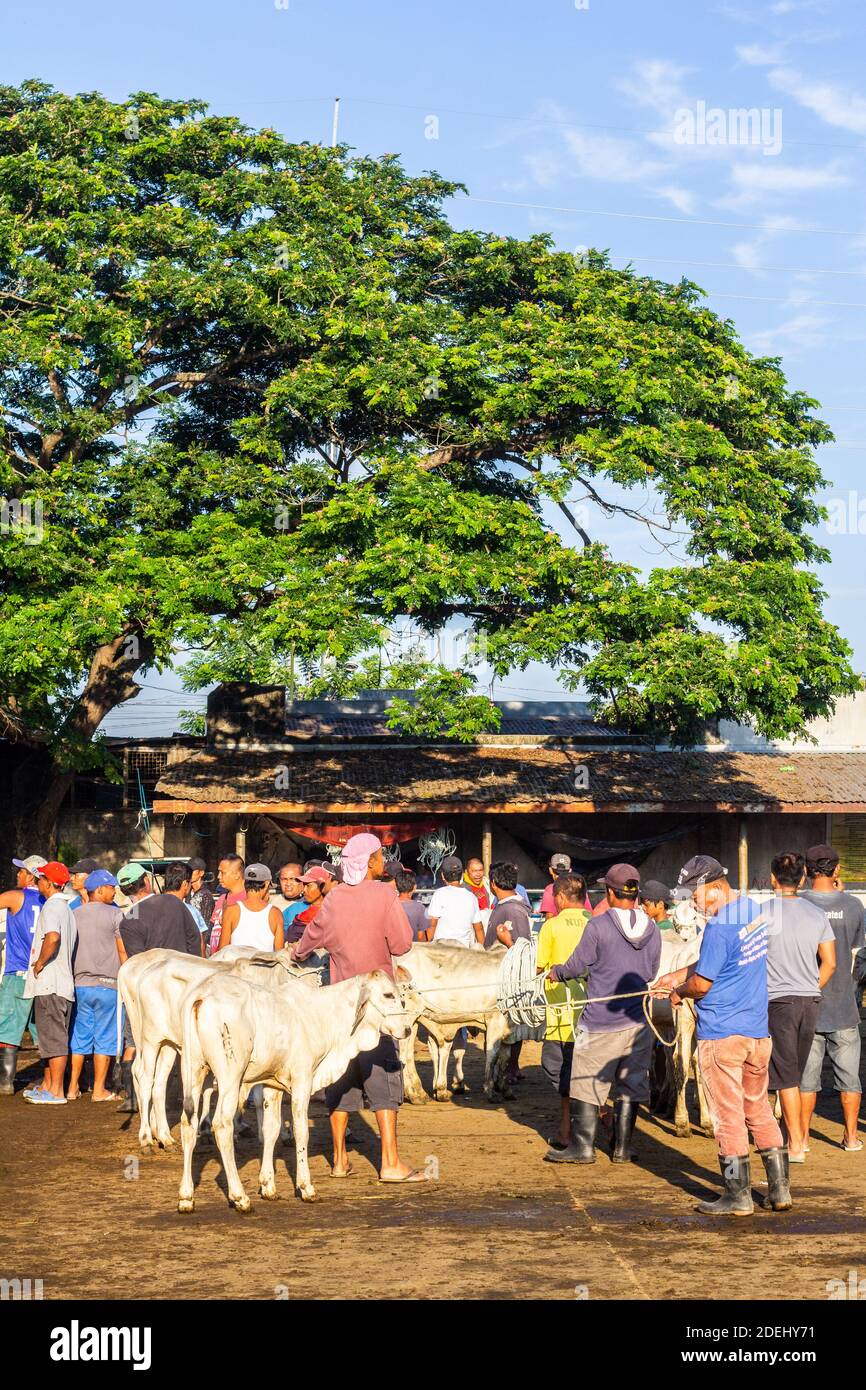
181,997,203,1123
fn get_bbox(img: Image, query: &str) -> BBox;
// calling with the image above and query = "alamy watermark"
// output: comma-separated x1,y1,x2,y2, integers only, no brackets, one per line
673,101,782,156
1,497,44,545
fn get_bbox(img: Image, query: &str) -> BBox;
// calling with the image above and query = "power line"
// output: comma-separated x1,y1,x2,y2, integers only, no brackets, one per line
459,194,862,239
246,92,866,158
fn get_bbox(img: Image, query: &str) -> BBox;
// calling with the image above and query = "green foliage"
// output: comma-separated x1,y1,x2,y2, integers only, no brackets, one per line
0,79,859,763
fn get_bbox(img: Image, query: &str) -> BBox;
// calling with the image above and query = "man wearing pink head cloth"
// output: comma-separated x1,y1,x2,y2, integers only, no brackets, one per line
291,833,426,1183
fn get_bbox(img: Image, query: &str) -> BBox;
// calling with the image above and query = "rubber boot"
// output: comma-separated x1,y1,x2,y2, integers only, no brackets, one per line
117,1060,138,1114
696,1154,754,1216
544,1101,598,1164
610,1098,639,1163
0,1045,18,1095
758,1146,793,1211
110,1059,123,1094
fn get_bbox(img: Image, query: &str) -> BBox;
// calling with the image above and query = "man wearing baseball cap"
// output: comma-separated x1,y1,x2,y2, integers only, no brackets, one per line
800,844,865,1152
68,857,100,912
0,856,47,1093
539,852,573,919
640,880,675,932
654,854,790,1215
68,871,127,1101
545,864,661,1167
22,863,77,1105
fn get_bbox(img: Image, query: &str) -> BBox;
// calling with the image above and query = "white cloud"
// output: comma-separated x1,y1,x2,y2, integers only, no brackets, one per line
561,126,665,183
731,160,849,194
616,58,693,119
655,184,697,213
737,43,787,66
769,67,866,134
750,311,831,354
738,48,866,135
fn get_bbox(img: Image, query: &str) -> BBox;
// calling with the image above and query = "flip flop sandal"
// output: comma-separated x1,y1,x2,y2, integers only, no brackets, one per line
66,1092,81,1101
788,1151,806,1163
378,1168,429,1184
329,1164,354,1178
91,1093,118,1103
842,1139,863,1151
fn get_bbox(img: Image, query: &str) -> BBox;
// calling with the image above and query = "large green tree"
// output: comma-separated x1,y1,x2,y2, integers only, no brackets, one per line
0,80,859,851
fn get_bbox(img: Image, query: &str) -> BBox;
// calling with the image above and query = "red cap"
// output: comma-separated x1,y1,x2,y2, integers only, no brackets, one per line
300,867,332,885
39,861,70,887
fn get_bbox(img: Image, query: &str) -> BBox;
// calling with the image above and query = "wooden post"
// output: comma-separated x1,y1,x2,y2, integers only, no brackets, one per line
738,816,749,893
481,816,493,876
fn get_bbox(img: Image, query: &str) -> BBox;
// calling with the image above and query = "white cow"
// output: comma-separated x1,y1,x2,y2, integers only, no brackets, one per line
395,942,512,1103
177,968,413,1211
648,902,713,1137
117,946,322,1150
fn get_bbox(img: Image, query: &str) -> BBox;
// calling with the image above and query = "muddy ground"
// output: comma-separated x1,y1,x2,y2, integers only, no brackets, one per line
2,1036,864,1301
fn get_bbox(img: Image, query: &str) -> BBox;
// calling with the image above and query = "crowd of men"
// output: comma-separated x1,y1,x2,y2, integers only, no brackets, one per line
0,835,862,1208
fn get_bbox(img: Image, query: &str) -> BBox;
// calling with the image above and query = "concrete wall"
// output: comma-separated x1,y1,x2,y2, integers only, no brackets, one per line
56,810,216,872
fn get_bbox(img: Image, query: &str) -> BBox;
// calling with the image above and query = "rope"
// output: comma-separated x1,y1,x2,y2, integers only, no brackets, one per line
416,957,677,1048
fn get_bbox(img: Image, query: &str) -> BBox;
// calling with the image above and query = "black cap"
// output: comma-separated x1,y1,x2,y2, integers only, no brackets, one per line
440,855,463,876
71,857,99,875
674,855,727,897
187,856,207,873
381,861,401,879
599,862,641,890
641,879,671,904
806,843,838,865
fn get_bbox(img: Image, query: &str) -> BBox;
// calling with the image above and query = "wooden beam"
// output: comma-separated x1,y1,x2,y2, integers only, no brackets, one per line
481,816,493,875
738,816,749,892
153,798,866,816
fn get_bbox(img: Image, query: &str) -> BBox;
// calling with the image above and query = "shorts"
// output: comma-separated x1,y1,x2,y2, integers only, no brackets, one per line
541,1040,574,1098
32,995,72,1060
326,1035,403,1114
800,1027,862,1095
0,973,38,1047
70,985,119,1056
767,995,820,1090
569,1022,654,1106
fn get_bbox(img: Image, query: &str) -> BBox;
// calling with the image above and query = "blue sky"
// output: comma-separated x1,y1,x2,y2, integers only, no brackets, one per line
6,0,866,732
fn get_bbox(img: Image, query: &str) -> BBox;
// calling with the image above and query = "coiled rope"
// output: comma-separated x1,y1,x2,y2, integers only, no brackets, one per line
493,937,675,1047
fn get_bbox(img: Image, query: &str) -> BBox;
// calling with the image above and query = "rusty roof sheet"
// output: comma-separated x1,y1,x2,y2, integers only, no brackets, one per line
154,746,866,812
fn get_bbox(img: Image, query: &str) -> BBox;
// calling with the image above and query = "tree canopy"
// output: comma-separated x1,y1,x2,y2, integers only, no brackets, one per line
0,79,859,834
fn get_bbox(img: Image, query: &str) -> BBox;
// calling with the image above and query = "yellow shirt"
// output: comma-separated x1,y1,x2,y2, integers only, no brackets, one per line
536,907,589,1042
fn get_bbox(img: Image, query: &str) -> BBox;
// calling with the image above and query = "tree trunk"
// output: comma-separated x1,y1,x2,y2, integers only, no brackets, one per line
0,744,74,879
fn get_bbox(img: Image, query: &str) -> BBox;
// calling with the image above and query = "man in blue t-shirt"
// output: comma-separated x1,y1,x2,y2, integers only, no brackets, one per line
0,855,47,1092
655,855,789,1217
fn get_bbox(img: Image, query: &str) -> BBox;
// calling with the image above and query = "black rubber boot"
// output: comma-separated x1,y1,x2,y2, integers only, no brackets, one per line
544,1101,598,1164
758,1146,793,1211
117,1060,138,1113
610,1098,639,1163
111,1059,123,1094
696,1154,754,1216
0,1045,18,1095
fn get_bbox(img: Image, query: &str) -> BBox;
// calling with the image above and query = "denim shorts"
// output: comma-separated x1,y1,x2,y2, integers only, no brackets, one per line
70,985,119,1056
800,1027,862,1094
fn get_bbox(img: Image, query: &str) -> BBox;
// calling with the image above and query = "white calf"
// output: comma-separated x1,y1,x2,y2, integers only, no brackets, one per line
117,947,320,1149
177,968,413,1211
395,942,512,1103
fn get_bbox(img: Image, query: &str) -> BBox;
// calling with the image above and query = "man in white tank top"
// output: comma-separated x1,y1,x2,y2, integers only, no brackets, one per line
219,864,285,953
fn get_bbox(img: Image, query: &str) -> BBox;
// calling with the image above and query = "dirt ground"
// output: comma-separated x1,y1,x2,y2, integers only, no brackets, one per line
2,1035,864,1301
